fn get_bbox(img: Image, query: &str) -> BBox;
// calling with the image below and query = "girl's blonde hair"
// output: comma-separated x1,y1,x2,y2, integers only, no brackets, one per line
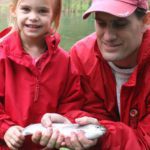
9,0,62,31
51,0,62,30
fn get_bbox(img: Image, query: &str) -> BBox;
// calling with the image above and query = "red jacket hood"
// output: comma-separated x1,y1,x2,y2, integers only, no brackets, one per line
0,27,12,38
0,27,61,58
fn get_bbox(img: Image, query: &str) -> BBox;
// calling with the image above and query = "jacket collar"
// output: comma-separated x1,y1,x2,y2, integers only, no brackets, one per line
1,27,60,58
125,29,150,87
137,29,150,64
0,26,12,38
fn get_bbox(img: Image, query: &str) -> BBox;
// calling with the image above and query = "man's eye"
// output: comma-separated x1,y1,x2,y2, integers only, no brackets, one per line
96,21,106,28
113,21,129,28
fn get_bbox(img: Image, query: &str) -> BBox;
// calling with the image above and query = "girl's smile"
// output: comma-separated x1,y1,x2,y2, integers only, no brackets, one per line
14,0,52,40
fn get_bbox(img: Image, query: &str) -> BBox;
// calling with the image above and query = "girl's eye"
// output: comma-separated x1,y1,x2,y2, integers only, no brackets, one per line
39,9,49,14
20,6,30,12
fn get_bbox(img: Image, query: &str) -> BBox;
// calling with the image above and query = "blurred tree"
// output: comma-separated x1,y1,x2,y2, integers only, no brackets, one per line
62,0,91,13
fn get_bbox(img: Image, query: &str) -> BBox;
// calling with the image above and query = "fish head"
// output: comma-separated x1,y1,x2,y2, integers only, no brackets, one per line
83,124,106,140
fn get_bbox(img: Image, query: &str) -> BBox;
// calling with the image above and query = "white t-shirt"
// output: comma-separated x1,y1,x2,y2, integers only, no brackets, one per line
108,62,135,115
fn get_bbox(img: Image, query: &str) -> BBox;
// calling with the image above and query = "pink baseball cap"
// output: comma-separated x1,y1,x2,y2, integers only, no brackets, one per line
83,0,149,19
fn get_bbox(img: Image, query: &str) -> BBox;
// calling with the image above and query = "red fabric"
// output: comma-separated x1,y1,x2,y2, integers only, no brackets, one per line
70,30,150,150
0,28,92,149
0,27,12,39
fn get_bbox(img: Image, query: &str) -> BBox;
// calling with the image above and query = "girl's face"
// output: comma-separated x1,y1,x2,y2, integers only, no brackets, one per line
13,0,53,40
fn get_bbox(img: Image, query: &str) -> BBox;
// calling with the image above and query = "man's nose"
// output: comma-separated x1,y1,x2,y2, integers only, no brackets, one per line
103,25,117,41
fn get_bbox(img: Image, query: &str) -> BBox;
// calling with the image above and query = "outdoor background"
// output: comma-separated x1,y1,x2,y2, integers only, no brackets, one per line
0,0,150,50
0,0,94,50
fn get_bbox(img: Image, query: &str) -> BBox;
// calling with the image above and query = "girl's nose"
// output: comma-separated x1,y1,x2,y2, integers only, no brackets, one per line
29,12,39,21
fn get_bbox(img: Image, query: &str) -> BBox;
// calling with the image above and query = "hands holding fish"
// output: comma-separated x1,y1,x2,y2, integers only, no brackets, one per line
31,113,103,150
61,117,100,150
31,113,70,149
4,113,105,150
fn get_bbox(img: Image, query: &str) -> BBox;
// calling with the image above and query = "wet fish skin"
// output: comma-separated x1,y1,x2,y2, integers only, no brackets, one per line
22,123,106,140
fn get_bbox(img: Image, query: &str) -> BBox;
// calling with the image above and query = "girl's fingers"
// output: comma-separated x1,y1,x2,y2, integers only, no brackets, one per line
39,128,52,146
46,129,59,148
4,126,25,149
7,138,21,150
32,131,42,143
55,134,64,149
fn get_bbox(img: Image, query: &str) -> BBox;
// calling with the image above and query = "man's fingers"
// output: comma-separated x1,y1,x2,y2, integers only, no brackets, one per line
41,113,53,127
77,132,97,149
42,113,71,126
70,133,84,150
55,134,64,149
75,116,99,125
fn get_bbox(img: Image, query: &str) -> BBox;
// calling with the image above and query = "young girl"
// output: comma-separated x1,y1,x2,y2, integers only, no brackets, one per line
0,0,92,149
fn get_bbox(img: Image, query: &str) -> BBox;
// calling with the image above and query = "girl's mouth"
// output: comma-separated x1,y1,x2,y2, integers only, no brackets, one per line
25,24,41,29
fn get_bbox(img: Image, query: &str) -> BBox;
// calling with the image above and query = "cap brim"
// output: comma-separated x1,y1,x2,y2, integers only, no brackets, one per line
83,0,137,19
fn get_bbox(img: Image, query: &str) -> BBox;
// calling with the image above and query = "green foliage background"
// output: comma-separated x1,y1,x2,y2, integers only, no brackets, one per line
62,0,91,13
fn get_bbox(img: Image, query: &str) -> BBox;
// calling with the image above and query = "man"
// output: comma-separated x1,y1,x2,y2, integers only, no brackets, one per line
30,0,150,149
68,0,150,149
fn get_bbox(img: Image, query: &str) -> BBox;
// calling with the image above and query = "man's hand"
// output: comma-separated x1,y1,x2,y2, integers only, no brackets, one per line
41,113,71,127
64,116,99,150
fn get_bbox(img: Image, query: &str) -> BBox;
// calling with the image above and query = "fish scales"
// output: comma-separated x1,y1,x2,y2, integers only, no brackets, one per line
22,123,106,140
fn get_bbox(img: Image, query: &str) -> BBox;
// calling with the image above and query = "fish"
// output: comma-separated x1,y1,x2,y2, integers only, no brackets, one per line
22,123,106,140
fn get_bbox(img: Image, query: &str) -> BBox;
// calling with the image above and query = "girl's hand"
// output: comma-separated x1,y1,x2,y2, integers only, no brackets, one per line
4,126,25,150
32,128,64,149
32,113,71,149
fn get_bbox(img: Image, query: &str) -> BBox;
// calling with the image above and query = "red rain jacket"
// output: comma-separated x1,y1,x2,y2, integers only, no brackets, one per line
0,28,92,149
70,30,150,150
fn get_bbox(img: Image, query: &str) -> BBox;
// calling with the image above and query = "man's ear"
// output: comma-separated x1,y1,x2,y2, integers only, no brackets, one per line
144,11,150,26
142,11,150,33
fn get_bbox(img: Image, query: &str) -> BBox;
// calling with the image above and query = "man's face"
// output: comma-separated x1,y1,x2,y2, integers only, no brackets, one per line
95,12,145,68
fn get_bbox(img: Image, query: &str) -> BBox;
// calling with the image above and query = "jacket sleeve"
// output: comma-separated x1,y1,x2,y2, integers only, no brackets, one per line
99,115,150,150
70,45,150,149
69,45,115,121
0,46,16,139
99,96,150,150
57,57,95,122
